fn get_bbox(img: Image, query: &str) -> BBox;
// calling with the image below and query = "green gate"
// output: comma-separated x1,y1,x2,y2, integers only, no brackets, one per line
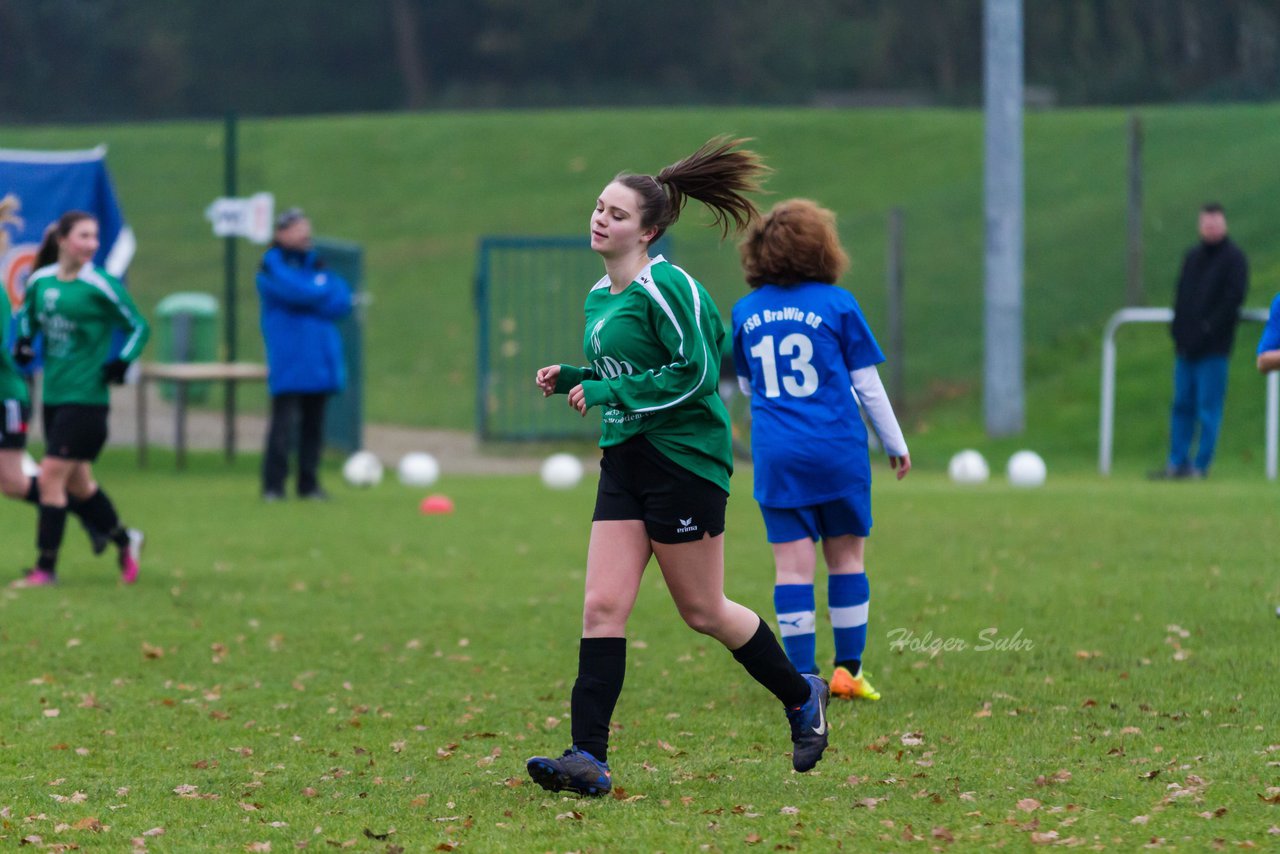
314,237,364,453
474,236,670,441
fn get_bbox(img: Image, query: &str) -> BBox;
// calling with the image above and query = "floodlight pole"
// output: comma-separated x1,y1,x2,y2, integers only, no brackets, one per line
223,111,238,461
982,0,1025,437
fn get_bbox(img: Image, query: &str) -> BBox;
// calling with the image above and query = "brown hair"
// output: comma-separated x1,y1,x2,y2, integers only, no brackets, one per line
614,136,769,244
739,198,849,288
34,210,96,269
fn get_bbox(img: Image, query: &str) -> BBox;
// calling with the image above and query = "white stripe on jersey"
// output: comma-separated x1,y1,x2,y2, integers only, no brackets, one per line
80,266,147,360
629,259,713,414
830,602,870,629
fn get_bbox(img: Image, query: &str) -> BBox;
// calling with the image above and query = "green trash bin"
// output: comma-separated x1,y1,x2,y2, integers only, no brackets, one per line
155,292,219,403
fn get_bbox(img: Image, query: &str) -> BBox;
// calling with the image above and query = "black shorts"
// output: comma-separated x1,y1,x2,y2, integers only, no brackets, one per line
1,399,31,450
43,404,109,461
593,435,728,544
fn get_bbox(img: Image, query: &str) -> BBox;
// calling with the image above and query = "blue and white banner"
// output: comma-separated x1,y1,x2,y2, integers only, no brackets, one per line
0,145,135,316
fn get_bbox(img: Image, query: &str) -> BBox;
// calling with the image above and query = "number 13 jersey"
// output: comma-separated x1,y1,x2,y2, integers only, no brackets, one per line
731,281,884,507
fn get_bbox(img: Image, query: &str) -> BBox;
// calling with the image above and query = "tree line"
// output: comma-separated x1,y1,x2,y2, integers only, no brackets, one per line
2,0,1277,122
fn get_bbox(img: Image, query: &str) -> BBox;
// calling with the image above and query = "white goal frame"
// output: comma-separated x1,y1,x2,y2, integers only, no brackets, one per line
1099,306,1277,478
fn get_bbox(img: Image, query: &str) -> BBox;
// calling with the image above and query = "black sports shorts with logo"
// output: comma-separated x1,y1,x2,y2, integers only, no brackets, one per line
593,434,728,544
1,399,30,450
43,404,110,461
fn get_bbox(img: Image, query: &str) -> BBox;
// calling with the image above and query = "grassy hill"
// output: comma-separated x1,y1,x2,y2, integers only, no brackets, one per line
5,105,1280,473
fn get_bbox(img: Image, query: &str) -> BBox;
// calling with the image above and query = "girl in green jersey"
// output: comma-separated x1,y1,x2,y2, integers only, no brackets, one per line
12,211,148,587
0,198,107,560
526,139,830,797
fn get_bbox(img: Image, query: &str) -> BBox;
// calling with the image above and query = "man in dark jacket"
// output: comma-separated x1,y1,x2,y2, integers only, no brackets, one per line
257,207,353,500
1153,202,1249,479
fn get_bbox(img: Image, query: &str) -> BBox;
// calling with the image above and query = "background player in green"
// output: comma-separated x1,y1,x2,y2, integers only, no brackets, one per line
526,138,830,797
0,197,109,556
12,211,149,587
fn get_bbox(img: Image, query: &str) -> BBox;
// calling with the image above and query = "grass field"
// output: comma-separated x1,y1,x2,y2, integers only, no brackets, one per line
2,450,1278,851
6,104,1280,467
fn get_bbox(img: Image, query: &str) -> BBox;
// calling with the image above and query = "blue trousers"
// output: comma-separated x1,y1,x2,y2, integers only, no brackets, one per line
1168,355,1230,472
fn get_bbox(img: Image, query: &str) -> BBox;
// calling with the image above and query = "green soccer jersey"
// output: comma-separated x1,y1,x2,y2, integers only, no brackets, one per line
0,287,30,404
555,256,733,492
19,263,150,406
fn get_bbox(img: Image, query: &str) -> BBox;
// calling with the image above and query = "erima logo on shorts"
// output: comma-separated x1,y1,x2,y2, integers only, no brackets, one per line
676,517,698,534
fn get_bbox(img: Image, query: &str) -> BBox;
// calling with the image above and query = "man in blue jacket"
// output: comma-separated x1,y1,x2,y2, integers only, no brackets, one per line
257,207,353,500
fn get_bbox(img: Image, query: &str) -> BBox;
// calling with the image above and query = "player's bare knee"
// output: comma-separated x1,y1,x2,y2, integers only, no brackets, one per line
582,595,628,635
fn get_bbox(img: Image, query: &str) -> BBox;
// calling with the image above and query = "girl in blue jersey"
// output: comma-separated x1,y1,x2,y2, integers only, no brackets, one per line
732,199,910,701
526,140,830,798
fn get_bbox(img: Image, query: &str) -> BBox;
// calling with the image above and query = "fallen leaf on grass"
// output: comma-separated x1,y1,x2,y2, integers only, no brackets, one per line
1259,788,1280,804
362,828,393,840
1016,799,1041,812
1131,815,1150,825
72,816,104,831
744,833,762,845
555,811,583,821
932,826,955,842
1197,808,1228,819
1035,770,1072,786
141,643,164,660
1030,830,1059,844
142,827,164,836
43,709,60,718
244,843,270,852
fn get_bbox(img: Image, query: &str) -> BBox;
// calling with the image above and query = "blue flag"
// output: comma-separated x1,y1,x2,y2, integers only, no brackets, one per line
0,145,134,315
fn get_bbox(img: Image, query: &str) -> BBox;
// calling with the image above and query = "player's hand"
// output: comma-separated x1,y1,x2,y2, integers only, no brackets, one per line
890,453,911,480
102,359,130,385
567,384,588,416
535,365,560,397
13,337,35,366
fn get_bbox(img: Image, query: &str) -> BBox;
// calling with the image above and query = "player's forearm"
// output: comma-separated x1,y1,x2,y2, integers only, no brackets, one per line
1257,350,1280,373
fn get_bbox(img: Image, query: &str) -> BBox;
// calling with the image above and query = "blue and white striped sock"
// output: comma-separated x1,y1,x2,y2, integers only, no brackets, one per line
773,584,817,675
830,572,870,667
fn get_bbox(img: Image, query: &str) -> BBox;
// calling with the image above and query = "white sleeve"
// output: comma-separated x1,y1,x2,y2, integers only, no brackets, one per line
850,365,908,457
737,375,753,398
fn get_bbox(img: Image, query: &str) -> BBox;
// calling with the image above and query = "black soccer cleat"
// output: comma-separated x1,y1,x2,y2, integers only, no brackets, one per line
526,747,612,796
785,674,830,772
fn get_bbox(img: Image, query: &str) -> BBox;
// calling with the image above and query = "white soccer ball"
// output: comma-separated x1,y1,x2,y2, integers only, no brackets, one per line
20,452,39,478
948,449,990,484
541,453,584,490
1006,450,1047,488
342,450,384,487
397,452,440,488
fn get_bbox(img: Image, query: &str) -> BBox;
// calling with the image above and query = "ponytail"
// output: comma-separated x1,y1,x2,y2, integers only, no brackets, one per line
616,136,769,245
34,210,95,269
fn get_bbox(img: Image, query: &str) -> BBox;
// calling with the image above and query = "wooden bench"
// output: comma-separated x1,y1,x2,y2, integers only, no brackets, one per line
136,362,269,468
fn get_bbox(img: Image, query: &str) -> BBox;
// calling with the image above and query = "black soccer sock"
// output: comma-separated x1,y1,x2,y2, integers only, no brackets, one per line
36,504,68,573
569,637,626,764
731,618,811,708
75,489,126,544
22,476,39,504
836,659,862,675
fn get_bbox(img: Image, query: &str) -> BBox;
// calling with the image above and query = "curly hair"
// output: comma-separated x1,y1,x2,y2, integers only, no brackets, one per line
738,198,849,288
